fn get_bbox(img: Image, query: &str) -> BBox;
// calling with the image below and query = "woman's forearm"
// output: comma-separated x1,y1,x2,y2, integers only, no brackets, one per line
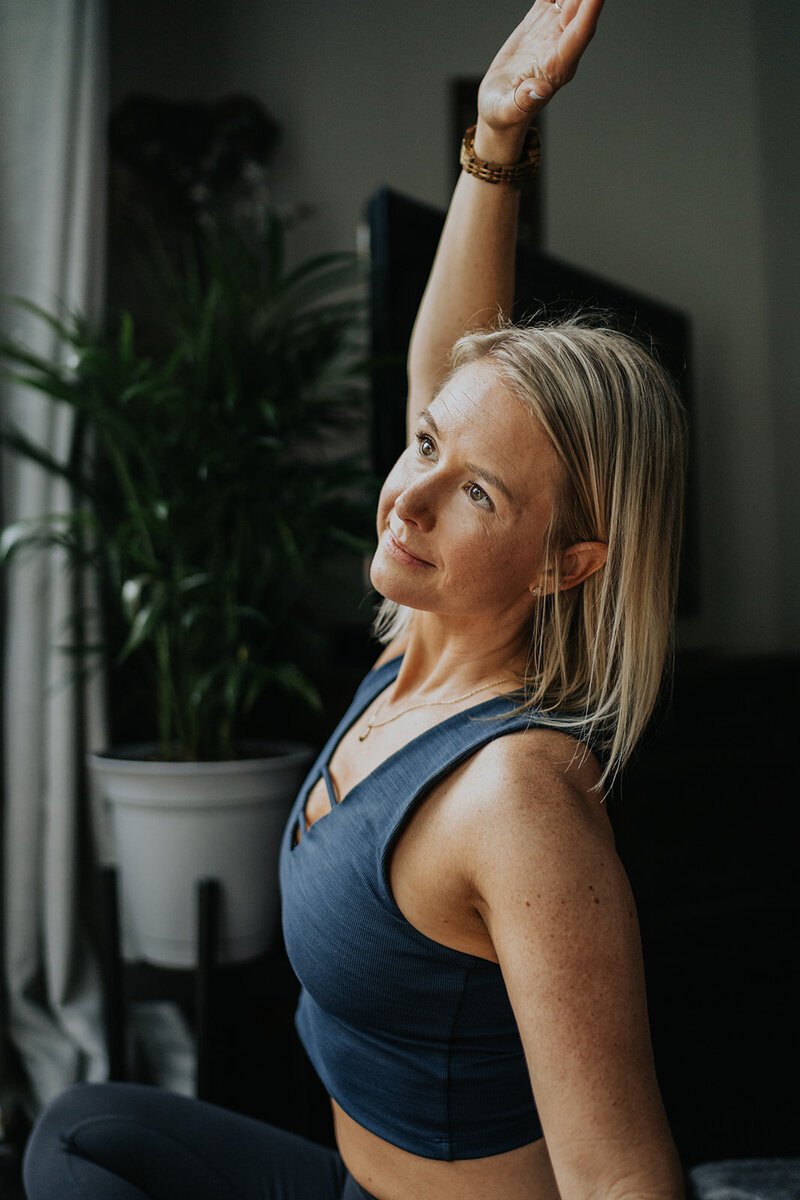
405,120,528,435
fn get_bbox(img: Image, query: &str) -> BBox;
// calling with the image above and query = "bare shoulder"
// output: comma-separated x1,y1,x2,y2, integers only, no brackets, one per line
449,729,645,1057
454,725,613,844
446,726,619,905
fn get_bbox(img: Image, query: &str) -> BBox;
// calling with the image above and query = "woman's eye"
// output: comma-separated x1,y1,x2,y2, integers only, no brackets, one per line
467,482,493,509
416,433,436,457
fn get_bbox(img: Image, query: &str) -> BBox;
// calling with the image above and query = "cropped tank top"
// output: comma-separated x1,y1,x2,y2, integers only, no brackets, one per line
279,656,547,1161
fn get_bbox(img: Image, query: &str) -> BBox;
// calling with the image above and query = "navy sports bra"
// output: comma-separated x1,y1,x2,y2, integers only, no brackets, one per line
279,655,547,1161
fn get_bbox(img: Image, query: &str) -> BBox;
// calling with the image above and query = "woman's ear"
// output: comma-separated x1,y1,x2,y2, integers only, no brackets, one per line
556,541,608,592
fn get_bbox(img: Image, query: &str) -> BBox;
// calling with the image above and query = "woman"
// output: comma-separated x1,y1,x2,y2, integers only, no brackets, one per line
23,2,687,1198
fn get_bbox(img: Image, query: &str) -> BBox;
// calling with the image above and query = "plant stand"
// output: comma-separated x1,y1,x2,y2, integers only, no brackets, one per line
96,864,346,1145
99,865,225,1101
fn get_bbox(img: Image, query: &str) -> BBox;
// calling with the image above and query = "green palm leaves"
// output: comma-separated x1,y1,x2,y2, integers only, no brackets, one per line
0,214,375,759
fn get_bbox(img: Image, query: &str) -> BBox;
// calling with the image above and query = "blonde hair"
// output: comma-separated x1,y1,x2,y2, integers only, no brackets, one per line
373,315,687,789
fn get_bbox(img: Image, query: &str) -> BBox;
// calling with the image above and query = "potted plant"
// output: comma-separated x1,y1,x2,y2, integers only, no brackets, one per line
0,212,373,965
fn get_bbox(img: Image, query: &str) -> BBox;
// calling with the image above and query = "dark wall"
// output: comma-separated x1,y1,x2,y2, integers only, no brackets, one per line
611,652,799,1163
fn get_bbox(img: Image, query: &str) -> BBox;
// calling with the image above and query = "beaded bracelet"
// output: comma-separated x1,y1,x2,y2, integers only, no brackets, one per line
459,124,541,186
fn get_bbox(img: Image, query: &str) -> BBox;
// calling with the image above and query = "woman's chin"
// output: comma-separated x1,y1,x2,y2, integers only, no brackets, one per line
370,558,420,608
369,567,403,605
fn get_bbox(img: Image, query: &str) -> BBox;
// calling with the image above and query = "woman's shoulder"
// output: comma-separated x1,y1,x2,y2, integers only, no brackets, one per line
477,719,604,793
449,723,614,863
445,728,622,946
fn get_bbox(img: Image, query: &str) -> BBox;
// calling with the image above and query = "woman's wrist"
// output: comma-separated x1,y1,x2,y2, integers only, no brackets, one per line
473,117,530,165
461,120,540,188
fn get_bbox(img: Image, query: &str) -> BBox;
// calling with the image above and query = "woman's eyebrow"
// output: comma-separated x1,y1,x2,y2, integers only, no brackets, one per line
418,408,515,504
465,460,514,504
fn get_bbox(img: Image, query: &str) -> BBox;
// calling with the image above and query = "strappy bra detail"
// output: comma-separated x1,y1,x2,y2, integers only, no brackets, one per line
290,656,532,851
320,762,337,809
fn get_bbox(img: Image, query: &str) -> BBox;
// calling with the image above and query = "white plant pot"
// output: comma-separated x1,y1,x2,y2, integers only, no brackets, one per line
88,741,312,967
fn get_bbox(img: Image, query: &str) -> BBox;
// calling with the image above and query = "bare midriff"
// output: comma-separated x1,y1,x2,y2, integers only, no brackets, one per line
333,1101,561,1200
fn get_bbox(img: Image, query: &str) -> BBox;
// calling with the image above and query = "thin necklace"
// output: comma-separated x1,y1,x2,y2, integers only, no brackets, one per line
358,677,514,742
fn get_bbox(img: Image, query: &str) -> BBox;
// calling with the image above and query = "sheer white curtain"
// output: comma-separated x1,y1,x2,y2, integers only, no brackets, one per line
0,0,110,1115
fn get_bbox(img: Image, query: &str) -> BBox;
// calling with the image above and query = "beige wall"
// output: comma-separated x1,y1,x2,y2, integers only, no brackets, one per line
112,0,799,653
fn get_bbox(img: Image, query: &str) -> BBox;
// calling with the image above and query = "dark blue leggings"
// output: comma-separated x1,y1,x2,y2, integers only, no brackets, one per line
22,1082,379,1200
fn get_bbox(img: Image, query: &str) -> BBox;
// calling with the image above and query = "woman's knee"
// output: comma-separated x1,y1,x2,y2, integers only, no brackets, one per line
27,1082,141,1145
22,1082,153,1196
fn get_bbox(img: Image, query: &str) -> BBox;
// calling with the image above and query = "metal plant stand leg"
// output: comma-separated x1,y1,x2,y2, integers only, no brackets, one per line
98,867,224,1101
195,877,220,1101
99,865,127,1081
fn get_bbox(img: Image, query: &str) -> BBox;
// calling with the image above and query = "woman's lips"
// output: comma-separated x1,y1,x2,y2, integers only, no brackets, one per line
384,530,434,567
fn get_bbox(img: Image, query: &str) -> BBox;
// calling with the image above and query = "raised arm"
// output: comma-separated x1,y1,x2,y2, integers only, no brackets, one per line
406,0,604,437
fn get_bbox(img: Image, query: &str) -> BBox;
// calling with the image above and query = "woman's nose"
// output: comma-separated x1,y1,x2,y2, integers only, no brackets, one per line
394,479,435,530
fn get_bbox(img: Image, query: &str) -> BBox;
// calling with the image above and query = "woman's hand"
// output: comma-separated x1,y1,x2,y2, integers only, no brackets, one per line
478,0,605,138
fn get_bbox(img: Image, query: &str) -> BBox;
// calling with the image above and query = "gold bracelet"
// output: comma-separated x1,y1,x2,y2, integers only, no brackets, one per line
459,124,541,186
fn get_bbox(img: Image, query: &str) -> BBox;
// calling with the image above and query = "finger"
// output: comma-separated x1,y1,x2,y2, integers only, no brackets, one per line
514,77,554,114
558,0,583,22
561,0,604,44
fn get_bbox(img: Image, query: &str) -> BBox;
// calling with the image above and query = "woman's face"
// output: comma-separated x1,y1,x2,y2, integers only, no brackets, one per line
370,361,562,624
